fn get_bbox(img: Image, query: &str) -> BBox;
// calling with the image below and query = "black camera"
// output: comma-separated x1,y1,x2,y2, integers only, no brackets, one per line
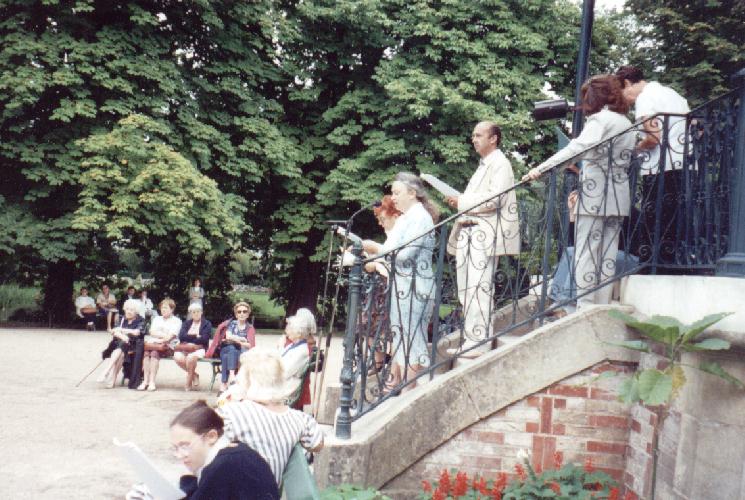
532,99,573,121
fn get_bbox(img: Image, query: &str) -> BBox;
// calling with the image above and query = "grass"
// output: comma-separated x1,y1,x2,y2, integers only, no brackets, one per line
0,284,41,322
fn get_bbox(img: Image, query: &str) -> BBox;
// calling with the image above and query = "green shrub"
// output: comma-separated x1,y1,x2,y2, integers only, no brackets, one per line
0,283,41,322
321,484,391,500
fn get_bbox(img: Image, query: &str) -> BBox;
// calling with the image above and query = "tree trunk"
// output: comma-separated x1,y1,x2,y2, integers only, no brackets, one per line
285,257,323,318
44,259,75,326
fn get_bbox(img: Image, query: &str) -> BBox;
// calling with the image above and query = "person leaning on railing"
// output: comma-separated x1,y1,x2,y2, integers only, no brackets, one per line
445,121,520,353
523,74,636,309
366,172,438,393
360,195,402,374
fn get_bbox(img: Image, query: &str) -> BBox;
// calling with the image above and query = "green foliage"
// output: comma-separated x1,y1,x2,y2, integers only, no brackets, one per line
229,252,263,285
321,484,391,500
608,310,744,405
0,284,41,322
623,0,745,104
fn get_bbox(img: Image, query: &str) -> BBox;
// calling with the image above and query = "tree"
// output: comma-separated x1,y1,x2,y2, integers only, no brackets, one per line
623,0,745,104
0,1,298,321
270,0,630,316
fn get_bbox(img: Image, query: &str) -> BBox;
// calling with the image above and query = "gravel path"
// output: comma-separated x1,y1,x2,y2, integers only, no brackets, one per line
0,327,342,499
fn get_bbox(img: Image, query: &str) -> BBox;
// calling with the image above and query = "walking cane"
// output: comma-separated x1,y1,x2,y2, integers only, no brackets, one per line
311,226,349,419
75,358,106,388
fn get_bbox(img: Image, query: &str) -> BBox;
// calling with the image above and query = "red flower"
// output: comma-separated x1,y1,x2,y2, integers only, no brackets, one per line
453,471,469,497
549,482,561,494
584,457,595,473
514,463,527,481
422,480,432,493
438,469,451,495
490,472,507,499
432,489,446,500
553,451,563,469
477,477,488,494
609,487,620,500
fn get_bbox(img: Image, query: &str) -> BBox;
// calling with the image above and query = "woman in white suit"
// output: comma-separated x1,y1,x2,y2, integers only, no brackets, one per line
524,74,636,308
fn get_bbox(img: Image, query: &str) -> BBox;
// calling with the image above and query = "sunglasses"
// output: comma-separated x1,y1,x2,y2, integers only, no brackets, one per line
236,309,250,315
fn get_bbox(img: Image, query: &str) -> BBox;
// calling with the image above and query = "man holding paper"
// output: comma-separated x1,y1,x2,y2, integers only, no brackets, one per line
445,121,520,352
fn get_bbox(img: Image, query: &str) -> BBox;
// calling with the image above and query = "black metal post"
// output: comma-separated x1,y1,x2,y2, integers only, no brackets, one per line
716,69,745,277
429,226,449,380
538,169,558,324
571,0,595,137
336,240,363,439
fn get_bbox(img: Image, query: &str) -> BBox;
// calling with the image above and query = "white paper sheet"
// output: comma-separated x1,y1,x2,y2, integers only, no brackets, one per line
114,438,185,500
420,173,461,198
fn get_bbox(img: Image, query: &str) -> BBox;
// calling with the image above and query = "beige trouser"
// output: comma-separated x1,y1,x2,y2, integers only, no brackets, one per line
574,215,622,309
456,226,497,342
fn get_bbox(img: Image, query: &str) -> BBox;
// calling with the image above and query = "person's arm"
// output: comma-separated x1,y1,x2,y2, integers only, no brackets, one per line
178,320,190,343
458,156,516,215
299,414,325,453
637,116,661,150
362,239,383,255
198,320,212,348
523,115,605,180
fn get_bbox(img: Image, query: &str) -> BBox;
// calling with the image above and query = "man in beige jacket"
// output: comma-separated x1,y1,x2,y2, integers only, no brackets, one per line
446,121,520,352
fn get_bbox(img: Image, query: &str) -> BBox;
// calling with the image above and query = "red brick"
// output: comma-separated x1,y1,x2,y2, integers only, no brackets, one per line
590,388,617,400
596,466,624,482
461,455,502,470
590,415,630,429
592,363,620,374
656,359,669,370
548,384,589,398
526,422,539,433
646,442,653,454
541,436,557,472
631,419,642,432
532,435,544,471
649,413,658,426
624,490,639,500
553,398,567,409
540,397,553,433
527,396,541,407
553,423,566,435
474,431,504,444
587,441,627,454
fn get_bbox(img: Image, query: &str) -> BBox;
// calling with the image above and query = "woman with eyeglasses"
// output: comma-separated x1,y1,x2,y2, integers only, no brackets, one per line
127,400,279,500
219,302,256,392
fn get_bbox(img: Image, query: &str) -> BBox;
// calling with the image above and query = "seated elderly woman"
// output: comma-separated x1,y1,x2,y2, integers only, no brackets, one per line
278,308,316,409
219,348,324,487
138,298,182,392
173,302,212,391
219,301,256,392
101,298,145,389
74,287,97,331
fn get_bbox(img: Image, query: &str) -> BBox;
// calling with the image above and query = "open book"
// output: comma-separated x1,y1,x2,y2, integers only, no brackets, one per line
420,173,461,198
114,438,185,500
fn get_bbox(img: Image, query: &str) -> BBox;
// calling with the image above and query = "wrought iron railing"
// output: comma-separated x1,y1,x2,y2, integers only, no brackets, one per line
332,86,742,439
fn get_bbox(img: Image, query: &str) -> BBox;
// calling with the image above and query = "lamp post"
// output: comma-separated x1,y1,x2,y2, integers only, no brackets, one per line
716,68,745,277
572,0,595,136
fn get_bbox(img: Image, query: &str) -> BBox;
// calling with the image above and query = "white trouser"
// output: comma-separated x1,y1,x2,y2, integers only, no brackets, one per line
456,226,497,342
574,215,622,309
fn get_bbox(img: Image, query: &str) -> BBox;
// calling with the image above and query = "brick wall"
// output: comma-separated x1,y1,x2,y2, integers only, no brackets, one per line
384,360,639,496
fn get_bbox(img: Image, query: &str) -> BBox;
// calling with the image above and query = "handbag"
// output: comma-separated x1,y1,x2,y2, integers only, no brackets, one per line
174,343,201,353
144,341,170,353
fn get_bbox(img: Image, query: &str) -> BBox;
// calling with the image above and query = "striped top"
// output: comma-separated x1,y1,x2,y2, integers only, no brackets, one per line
219,400,324,485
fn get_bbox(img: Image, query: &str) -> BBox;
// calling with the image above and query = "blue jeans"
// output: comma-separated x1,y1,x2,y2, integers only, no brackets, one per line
220,344,247,382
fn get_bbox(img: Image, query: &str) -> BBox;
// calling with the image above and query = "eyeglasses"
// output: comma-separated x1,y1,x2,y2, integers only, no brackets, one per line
236,309,250,315
169,434,205,457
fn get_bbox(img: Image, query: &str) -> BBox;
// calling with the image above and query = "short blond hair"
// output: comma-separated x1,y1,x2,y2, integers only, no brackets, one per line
286,308,316,340
123,298,140,314
239,348,284,393
233,301,251,314
159,298,176,311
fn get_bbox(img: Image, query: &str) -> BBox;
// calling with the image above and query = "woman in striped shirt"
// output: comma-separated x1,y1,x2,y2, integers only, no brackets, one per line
218,348,324,485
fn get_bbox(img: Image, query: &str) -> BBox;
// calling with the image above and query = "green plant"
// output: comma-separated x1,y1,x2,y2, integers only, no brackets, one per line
421,456,620,500
0,283,41,322
321,484,391,500
608,311,744,406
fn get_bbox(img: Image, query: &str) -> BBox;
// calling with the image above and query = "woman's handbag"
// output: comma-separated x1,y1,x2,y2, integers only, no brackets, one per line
174,343,201,354
144,341,170,353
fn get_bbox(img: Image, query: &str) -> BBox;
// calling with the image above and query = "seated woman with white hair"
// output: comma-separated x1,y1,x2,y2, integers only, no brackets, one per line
219,348,324,487
101,298,145,389
173,302,212,391
279,308,316,409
